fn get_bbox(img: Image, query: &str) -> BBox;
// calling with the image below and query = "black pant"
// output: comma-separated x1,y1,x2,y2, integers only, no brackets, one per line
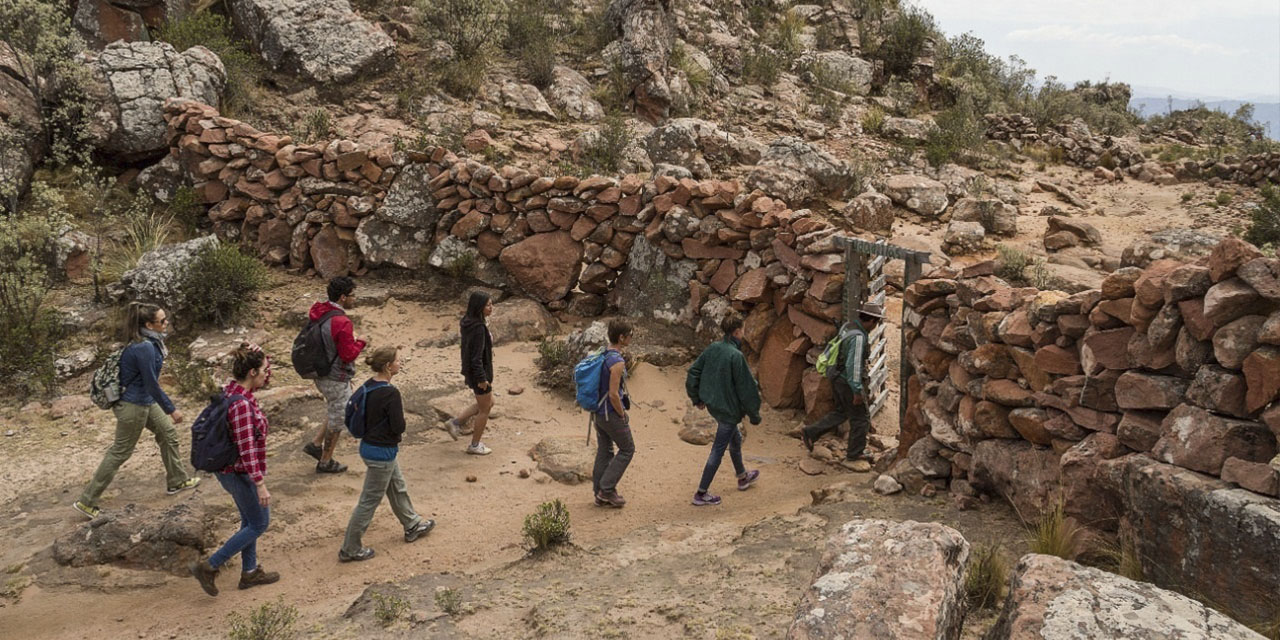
802,380,870,460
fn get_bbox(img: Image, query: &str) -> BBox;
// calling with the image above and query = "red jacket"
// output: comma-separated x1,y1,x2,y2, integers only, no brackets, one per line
309,301,366,380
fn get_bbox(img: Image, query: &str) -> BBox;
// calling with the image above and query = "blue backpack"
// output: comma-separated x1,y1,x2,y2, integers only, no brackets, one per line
574,349,625,413
345,381,389,438
190,393,246,472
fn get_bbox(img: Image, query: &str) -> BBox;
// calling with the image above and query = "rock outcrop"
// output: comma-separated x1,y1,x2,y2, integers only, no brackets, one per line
227,0,395,84
111,235,218,307
52,501,213,575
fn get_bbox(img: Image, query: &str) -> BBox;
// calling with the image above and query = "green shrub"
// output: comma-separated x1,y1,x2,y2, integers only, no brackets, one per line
771,10,805,57
671,42,710,99
1025,77,1139,135
227,597,297,640
536,337,570,370
591,61,630,113
179,241,269,327
935,33,1035,115
371,592,409,626
1026,501,1081,559
964,544,1009,611
1245,186,1280,248
169,186,204,235
420,0,506,60
577,113,633,175
505,0,556,88
861,106,886,134
1215,191,1234,206
439,52,490,99
434,587,464,615
815,21,841,50
299,108,333,143
742,44,785,87
444,252,477,279
924,98,984,167
0,182,69,394
523,499,571,551
873,5,937,78
157,12,262,117
995,244,1030,282
567,0,613,56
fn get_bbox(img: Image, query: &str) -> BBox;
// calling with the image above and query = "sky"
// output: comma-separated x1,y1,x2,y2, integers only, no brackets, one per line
913,0,1280,100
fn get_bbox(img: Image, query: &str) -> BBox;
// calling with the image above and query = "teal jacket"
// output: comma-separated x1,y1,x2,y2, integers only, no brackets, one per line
685,338,762,425
836,319,869,395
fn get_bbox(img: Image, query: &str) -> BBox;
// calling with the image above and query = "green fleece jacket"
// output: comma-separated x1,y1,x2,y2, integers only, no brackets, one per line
685,337,762,425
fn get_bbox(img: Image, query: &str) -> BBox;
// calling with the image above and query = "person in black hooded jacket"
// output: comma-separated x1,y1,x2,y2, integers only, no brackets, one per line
446,291,495,455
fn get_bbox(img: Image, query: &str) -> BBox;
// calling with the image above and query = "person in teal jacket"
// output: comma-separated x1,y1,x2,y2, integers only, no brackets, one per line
799,301,884,472
685,313,762,506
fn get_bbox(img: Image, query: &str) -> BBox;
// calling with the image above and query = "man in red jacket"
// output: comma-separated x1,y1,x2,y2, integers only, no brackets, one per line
303,277,368,473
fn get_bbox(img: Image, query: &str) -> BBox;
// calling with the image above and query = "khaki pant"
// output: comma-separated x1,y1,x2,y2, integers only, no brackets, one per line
79,402,189,507
341,457,422,553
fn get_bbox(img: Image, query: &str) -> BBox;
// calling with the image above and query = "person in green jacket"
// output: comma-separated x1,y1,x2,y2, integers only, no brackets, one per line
799,302,884,472
685,312,762,506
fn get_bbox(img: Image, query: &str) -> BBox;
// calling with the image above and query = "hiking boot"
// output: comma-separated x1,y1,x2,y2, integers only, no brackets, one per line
444,418,461,441
338,547,376,563
405,519,436,543
839,459,872,473
799,431,815,452
465,442,492,456
238,567,280,590
316,459,348,474
597,490,626,508
72,501,100,520
167,477,201,495
191,559,219,596
303,442,323,461
691,492,722,506
737,470,760,491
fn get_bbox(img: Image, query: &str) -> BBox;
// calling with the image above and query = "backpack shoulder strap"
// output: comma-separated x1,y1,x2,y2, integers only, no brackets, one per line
313,308,344,326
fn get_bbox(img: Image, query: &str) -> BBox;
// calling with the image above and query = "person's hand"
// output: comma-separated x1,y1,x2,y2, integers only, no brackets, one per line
749,415,761,426
696,402,706,410
256,483,271,507
479,381,490,391
170,410,185,424
851,393,865,406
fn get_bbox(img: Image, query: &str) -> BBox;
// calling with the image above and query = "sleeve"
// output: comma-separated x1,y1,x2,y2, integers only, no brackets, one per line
228,399,265,484
331,315,366,364
845,332,866,394
137,344,176,414
685,351,705,404
460,325,486,381
733,353,762,423
387,388,406,436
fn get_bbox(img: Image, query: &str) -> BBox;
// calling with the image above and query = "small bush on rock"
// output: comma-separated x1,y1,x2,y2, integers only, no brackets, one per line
872,5,937,78
1245,186,1280,249
924,97,984,167
577,113,633,175
157,12,262,117
434,587,463,615
371,592,409,626
505,0,556,88
522,499,571,551
102,198,174,283
861,106,886,134
964,544,1008,611
742,45,785,87
227,597,297,640
179,241,269,327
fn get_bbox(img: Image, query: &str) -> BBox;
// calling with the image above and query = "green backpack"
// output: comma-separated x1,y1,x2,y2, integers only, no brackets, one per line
815,334,844,380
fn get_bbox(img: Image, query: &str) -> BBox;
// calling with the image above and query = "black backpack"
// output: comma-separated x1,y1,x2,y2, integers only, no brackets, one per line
291,309,343,379
345,380,390,438
190,392,247,472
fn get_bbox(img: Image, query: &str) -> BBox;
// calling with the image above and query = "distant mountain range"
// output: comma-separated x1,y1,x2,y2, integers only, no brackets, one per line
1128,91,1280,141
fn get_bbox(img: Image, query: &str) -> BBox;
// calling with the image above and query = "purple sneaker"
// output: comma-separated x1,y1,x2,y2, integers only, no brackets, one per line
692,492,722,506
737,470,760,491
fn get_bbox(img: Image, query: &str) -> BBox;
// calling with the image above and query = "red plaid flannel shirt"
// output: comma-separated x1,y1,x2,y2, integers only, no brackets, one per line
222,381,269,484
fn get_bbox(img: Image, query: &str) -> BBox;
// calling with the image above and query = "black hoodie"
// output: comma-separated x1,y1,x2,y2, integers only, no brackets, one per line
460,295,493,385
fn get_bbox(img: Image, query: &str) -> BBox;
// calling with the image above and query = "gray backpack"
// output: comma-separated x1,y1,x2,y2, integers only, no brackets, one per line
89,347,126,409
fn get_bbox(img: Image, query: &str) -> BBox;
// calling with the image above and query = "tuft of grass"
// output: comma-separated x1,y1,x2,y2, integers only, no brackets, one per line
523,499,572,551
444,252,477,279
1026,501,1082,559
741,44,785,87
1216,191,1234,206
577,113,633,175
435,587,464,615
371,591,409,626
227,597,297,640
299,108,333,143
1245,186,1280,248
537,337,570,370
995,243,1031,282
102,201,174,283
1180,191,1194,203
861,106,886,135
964,544,1009,611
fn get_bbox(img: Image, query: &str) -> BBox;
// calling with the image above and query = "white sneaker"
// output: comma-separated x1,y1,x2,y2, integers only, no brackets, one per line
466,442,492,456
445,418,461,441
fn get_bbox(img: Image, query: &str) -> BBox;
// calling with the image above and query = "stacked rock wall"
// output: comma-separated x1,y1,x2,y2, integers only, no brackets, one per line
898,236,1280,621
164,99,864,416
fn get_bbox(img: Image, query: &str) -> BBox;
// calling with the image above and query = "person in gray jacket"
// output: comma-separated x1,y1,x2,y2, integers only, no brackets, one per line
799,302,884,472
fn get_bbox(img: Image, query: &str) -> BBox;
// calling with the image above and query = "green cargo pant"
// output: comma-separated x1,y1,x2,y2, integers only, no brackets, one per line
79,401,190,507
341,457,422,554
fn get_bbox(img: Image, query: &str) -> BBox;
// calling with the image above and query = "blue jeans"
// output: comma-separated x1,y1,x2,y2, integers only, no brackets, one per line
209,473,269,572
697,421,746,493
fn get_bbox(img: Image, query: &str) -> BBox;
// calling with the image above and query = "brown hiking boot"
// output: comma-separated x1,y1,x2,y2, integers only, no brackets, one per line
597,490,626,508
238,567,280,590
191,559,219,596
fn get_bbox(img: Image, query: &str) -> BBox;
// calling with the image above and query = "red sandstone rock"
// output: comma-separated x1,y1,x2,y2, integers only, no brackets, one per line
1116,410,1163,452
1203,278,1266,328
309,226,349,279
1214,314,1267,369
1034,344,1081,375
1115,371,1189,410
1243,347,1280,414
1151,403,1275,476
730,268,769,303
758,313,806,409
1238,257,1280,301
1133,260,1182,307
1187,365,1249,418
1221,457,1280,496
1100,267,1143,300
1208,237,1263,283
1080,327,1135,373
498,231,583,303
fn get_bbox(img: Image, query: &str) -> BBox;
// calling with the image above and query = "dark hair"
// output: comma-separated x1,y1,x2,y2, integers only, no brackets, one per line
230,343,267,380
124,302,163,343
365,346,398,373
720,312,744,337
464,290,491,320
607,319,633,344
327,276,356,303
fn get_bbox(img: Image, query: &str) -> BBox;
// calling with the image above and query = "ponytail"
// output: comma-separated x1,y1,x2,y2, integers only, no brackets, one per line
124,302,162,343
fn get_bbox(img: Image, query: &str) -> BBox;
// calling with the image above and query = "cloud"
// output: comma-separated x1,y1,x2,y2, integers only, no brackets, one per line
916,0,1280,26
1006,24,1249,57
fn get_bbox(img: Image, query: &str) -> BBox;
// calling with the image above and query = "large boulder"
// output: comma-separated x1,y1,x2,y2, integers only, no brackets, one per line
529,436,593,484
881,174,949,217
111,235,218,307
615,234,697,322
809,51,872,96
377,163,442,229
500,81,557,119
744,137,855,205
644,118,763,178
970,439,1062,523
227,0,396,84
74,0,150,49
52,501,214,575
1150,403,1274,476
499,232,584,303
605,0,676,122
757,312,806,409
843,191,895,235
0,45,44,205
987,554,1262,640
356,216,433,270
90,41,225,160
1121,228,1223,268
787,519,969,640
487,298,557,345
546,66,605,122
950,197,1017,236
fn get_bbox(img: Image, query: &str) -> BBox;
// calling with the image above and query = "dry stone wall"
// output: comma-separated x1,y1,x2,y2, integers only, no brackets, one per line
897,235,1280,622
163,98,868,416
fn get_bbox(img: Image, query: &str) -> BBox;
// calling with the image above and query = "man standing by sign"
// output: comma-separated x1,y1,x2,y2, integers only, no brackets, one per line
799,301,884,472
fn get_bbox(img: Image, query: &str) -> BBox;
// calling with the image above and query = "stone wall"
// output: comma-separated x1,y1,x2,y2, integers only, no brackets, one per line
163,98,874,417
896,235,1280,621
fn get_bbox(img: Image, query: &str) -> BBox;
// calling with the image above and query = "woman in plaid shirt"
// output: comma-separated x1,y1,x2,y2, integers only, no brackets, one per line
191,343,279,596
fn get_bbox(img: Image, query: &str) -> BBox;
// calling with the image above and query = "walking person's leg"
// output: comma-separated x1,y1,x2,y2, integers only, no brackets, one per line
592,418,617,498
728,423,761,490
694,421,736,505
596,413,634,507
194,473,272,595
76,403,148,513
313,379,350,472
846,401,871,460
340,458,394,560
144,403,194,492
466,390,494,453
800,381,854,449
384,459,434,541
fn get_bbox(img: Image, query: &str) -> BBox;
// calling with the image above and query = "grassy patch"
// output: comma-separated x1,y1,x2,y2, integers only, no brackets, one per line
523,499,572,552
1026,501,1081,560
576,113,633,175
434,587,464,615
372,591,409,625
227,597,297,640
964,544,1008,611
1244,186,1280,248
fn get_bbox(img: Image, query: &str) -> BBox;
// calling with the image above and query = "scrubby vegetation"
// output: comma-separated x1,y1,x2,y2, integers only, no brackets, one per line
227,597,298,640
179,242,270,327
0,187,66,393
964,544,1009,611
870,4,937,78
371,591,410,625
923,97,984,167
156,12,262,117
1244,186,1280,250
434,587,464,615
1026,502,1081,560
523,499,572,551
576,113,634,175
